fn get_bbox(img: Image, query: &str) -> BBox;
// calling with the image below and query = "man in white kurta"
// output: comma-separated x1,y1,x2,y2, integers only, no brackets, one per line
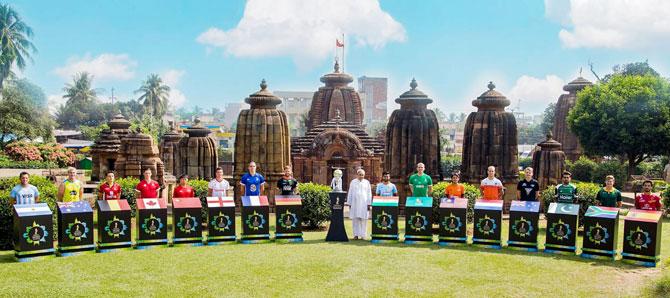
346,169,372,240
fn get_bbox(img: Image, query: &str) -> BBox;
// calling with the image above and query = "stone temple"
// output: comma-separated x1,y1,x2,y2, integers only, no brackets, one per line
292,61,384,189
385,78,441,204
90,114,131,181
234,80,291,199
531,131,566,190
159,121,184,176
552,76,592,162
461,82,518,207
176,117,218,179
114,129,165,184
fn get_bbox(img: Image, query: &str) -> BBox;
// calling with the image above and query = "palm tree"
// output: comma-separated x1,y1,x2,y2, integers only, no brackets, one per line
0,4,36,90
62,72,97,105
135,74,170,118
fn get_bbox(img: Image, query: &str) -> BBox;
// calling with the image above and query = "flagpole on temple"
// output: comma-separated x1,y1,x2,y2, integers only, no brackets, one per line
342,33,345,73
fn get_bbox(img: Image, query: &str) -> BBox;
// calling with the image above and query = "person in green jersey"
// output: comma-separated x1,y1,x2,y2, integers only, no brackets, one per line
409,163,433,197
555,171,578,204
596,175,622,207
58,167,83,202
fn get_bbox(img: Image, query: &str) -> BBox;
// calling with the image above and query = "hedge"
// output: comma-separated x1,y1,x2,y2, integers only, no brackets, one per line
431,182,481,223
0,175,58,250
297,182,331,229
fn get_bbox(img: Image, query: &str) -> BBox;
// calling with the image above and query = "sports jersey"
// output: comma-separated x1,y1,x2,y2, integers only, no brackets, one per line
596,187,621,207
173,185,195,198
375,182,398,197
208,178,230,197
481,177,503,200
635,193,662,211
277,178,298,195
241,173,265,196
445,183,465,198
136,180,160,199
409,173,432,197
62,179,82,202
517,179,539,201
99,182,121,200
10,184,39,205
555,184,577,203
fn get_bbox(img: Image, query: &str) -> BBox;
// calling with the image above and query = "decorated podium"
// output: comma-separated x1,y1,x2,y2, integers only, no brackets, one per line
241,196,270,243
371,196,399,243
275,195,303,242
135,198,168,249
507,201,540,251
326,191,348,242
57,201,95,256
206,197,236,244
472,200,503,249
622,209,663,267
581,206,619,260
96,199,132,252
438,198,468,246
13,203,54,261
544,203,579,255
404,197,433,244
172,197,203,246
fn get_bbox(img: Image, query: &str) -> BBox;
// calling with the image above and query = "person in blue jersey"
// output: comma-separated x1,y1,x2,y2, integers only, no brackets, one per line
240,161,265,196
375,172,397,197
10,172,40,205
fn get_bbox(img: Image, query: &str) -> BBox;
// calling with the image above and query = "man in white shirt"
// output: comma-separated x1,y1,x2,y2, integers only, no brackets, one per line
10,172,40,205
346,168,372,240
208,167,230,197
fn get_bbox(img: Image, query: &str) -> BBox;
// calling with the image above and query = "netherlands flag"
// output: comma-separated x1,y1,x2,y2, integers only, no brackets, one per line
475,200,503,210
207,197,235,208
241,196,269,207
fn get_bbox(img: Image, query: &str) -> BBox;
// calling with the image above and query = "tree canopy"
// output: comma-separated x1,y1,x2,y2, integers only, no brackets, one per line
0,4,36,90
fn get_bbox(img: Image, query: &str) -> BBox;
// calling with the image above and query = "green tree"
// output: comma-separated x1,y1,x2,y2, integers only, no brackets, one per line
0,4,36,90
0,86,52,148
602,61,659,82
136,74,170,118
567,74,670,180
62,72,97,105
540,102,555,134
8,78,46,106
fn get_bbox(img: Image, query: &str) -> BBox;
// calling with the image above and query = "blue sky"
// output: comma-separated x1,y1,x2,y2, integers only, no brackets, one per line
10,0,670,115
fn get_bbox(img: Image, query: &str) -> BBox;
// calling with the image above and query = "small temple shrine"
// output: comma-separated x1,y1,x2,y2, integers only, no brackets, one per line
292,61,384,189
233,80,291,199
114,129,165,184
159,121,184,176
531,131,566,189
384,78,441,204
461,82,518,207
90,114,131,181
552,76,593,161
176,117,218,179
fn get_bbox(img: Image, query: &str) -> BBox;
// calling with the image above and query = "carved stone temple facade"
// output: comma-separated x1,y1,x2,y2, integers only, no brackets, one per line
552,76,593,162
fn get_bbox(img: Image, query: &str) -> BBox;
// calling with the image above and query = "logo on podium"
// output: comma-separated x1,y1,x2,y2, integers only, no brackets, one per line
245,211,266,230
374,211,394,231
441,212,462,233
512,216,533,238
279,210,298,229
586,222,609,245
177,213,198,234
408,211,427,232
142,214,164,235
627,226,652,250
476,214,497,235
65,218,89,241
23,221,48,246
211,212,232,232
549,219,572,241
105,216,128,238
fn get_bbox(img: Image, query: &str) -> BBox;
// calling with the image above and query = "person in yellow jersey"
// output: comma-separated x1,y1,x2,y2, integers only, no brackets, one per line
58,167,84,202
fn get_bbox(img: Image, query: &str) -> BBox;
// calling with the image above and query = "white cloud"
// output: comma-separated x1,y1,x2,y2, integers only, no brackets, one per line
54,53,137,81
547,0,670,49
47,94,67,115
508,75,566,114
196,0,406,69
161,69,187,108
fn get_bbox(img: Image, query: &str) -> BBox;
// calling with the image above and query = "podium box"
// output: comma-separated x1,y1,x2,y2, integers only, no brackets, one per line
206,197,236,244
544,203,579,255
326,191,348,242
507,201,540,251
581,206,619,260
472,200,503,249
13,203,54,261
438,198,468,246
275,195,303,243
135,198,168,248
241,196,270,243
172,197,203,246
371,196,399,243
622,210,663,267
57,201,95,256
96,200,132,252
404,197,433,244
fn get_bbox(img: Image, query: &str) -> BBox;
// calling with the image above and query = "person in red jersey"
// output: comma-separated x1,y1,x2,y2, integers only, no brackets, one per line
173,174,195,198
135,168,161,199
98,171,121,200
635,180,662,211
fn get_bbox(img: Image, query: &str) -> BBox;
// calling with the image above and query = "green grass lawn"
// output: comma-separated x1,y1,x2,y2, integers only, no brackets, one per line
0,216,668,297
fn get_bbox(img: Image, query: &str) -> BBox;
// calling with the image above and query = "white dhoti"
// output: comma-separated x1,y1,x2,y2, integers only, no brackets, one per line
347,178,372,239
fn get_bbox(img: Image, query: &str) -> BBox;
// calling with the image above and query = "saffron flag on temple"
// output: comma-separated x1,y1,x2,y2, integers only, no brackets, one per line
207,197,235,208
241,196,269,207
336,39,344,47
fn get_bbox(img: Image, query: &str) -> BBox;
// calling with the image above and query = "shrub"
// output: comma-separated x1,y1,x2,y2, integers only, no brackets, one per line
188,178,210,220
592,161,626,187
541,182,600,226
431,182,481,223
570,157,597,182
38,143,76,167
297,182,331,229
0,154,57,169
440,155,462,177
117,177,140,217
4,141,43,161
661,187,670,216
519,157,532,169
0,175,58,249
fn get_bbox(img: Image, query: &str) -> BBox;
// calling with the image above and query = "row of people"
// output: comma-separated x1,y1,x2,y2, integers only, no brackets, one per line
9,163,662,213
